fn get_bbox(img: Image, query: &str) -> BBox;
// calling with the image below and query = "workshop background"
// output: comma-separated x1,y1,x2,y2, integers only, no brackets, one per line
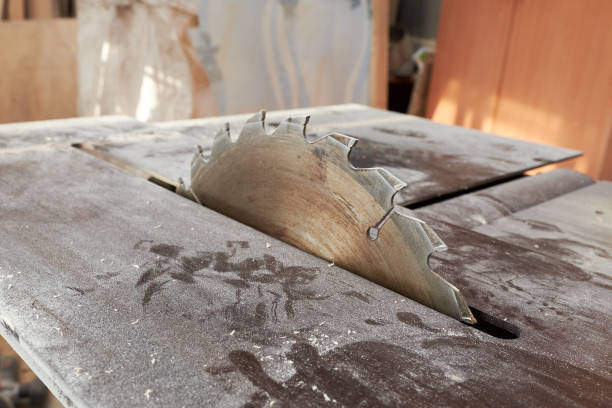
1,0,611,180
0,0,611,406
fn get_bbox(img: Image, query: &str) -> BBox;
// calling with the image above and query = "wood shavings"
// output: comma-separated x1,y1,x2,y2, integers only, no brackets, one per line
448,373,465,382
131,319,139,325
144,389,152,400
265,242,272,248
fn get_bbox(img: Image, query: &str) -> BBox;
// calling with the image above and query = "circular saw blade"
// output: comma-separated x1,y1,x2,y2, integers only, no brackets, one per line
185,111,475,324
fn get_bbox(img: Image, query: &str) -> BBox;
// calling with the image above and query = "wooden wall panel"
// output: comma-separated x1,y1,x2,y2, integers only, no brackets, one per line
7,0,25,20
428,0,612,180
601,130,612,179
0,19,77,124
491,0,612,179
369,0,390,109
26,0,60,19
426,0,517,132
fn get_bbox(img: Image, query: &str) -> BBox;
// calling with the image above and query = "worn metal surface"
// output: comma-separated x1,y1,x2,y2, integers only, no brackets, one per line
415,169,595,229
472,181,612,281
79,104,580,206
416,180,612,380
78,105,399,186
0,149,610,407
187,112,474,323
0,116,151,152
342,119,582,205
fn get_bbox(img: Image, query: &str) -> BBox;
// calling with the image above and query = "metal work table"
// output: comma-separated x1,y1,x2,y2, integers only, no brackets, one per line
0,105,609,407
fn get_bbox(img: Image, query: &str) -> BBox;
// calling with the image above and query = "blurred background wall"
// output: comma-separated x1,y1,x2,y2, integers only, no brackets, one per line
426,0,612,181
0,0,77,124
77,0,208,121
79,0,388,121
0,0,389,125
0,0,610,180
191,0,372,115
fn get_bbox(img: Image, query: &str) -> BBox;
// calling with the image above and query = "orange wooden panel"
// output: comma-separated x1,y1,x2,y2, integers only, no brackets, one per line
7,0,25,20
26,0,60,19
601,132,612,179
370,0,390,109
426,0,517,131
491,0,612,179
0,19,77,123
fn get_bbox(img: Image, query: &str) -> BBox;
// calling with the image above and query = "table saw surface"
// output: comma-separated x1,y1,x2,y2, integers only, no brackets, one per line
0,105,610,407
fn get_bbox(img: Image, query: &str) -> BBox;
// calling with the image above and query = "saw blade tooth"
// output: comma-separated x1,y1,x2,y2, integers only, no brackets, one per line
327,132,358,149
354,167,406,210
190,145,203,166
377,168,407,192
377,206,445,254
176,177,188,198
272,115,310,139
238,110,267,142
190,144,207,181
392,206,447,252
210,123,232,159
246,110,266,127
386,207,475,323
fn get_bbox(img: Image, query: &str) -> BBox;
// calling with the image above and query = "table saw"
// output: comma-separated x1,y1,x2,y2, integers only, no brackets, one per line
0,104,610,407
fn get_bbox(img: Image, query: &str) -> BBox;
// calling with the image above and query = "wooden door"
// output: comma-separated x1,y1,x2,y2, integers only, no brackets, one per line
427,0,612,180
